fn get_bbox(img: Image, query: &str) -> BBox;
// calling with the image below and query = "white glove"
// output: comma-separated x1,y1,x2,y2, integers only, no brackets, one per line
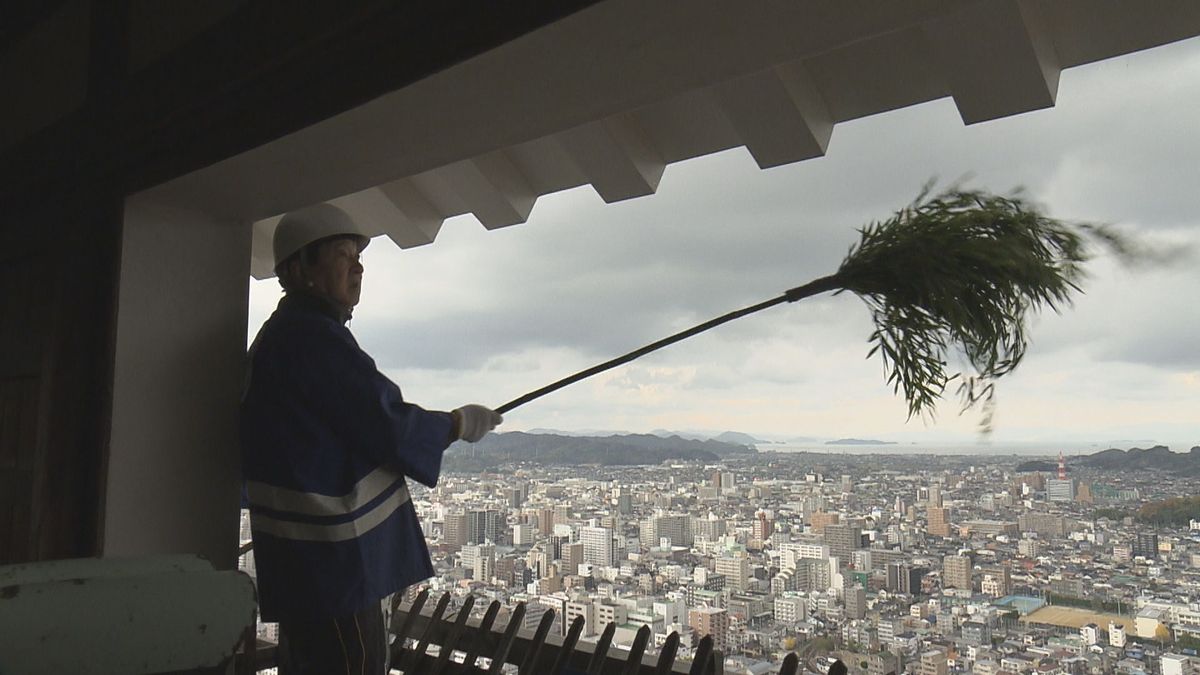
453,404,503,443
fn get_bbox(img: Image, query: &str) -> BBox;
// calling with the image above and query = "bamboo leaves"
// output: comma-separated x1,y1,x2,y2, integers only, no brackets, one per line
833,186,1104,430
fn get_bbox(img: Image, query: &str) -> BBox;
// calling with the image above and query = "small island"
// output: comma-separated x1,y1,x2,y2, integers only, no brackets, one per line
825,438,898,446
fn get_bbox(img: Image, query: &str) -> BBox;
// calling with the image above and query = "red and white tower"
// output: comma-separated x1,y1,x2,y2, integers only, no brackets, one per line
1058,452,1067,480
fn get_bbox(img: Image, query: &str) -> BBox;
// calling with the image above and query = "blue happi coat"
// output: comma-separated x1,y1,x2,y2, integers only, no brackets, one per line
241,292,453,622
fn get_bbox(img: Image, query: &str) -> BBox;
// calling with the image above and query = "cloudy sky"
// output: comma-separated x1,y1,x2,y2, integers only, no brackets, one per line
249,37,1200,448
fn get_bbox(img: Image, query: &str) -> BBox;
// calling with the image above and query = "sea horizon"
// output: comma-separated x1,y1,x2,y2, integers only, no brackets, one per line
759,440,1197,457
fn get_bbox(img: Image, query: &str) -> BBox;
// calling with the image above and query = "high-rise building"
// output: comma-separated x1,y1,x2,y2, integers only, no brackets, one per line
695,513,726,540
980,565,1011,597
638,515,658,548
663,514,694,546
561,541,584,575
444,511,468,547
928,507,951,537
526,546,549,578
545,534,567,560
1019,513,1071,538
505,485,525,508
824,522,862,561
641,513,693,548
462,542,496,580
887,563,926,595
928,484,942,508
1046,478,1075,502
471,542,496,581
753,511,774,542
553,505,571,527
886,562,900,592
688,607,729,651
774,595,806,624
493,557,524,586
538,508,555,536
512,523,536,546
467,509,503,544
810,511,840,533
1134,531,1160,559
845,585,866,619
943,554,972,591
779,540,829,565
806,558,834,592
715,555,751,592
581,525,617,566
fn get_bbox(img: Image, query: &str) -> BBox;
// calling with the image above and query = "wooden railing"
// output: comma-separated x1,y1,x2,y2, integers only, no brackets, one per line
386,589,803,675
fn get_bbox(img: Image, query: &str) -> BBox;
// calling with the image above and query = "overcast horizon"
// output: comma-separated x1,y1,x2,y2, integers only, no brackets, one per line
249,37,1200,448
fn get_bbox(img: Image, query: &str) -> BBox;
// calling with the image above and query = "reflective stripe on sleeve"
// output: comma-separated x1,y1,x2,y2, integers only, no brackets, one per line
250,481,411,543
246,466,403,517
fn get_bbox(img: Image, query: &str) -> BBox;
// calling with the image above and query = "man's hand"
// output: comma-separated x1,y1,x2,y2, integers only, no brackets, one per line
452,404,503,442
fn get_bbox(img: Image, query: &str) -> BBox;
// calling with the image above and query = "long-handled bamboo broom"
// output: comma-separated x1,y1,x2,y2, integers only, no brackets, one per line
495,186,1121,430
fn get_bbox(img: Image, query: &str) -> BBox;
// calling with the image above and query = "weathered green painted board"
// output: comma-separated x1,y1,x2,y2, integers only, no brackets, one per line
0,555,255,674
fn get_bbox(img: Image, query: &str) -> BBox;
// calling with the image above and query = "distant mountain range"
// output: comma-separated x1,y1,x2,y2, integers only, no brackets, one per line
524,428,826,445
1077,445,1200,474
1015,445,1200,474
649,428,710,441
528,428,774,444
650,429,776,445
444,431,756,470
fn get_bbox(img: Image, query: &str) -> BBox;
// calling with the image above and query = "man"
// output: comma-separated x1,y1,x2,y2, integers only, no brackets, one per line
241,203,502,674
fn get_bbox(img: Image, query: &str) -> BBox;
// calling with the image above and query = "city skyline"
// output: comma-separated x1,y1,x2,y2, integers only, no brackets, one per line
248,37,1200,445
240,443,1200,673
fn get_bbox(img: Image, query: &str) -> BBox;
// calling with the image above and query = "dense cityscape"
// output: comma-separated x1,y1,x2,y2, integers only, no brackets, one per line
242,438,1200,674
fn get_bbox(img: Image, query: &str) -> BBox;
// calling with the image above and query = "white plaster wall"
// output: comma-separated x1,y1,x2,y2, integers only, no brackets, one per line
103,198,250,569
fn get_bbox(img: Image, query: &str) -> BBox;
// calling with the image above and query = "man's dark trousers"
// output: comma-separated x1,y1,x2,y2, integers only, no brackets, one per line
277,603,387,675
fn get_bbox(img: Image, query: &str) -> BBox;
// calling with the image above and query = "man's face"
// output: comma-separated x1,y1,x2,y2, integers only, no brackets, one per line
307,237,364,310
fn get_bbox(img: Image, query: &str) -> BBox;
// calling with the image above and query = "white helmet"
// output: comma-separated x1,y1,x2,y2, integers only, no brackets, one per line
273,203,370,272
